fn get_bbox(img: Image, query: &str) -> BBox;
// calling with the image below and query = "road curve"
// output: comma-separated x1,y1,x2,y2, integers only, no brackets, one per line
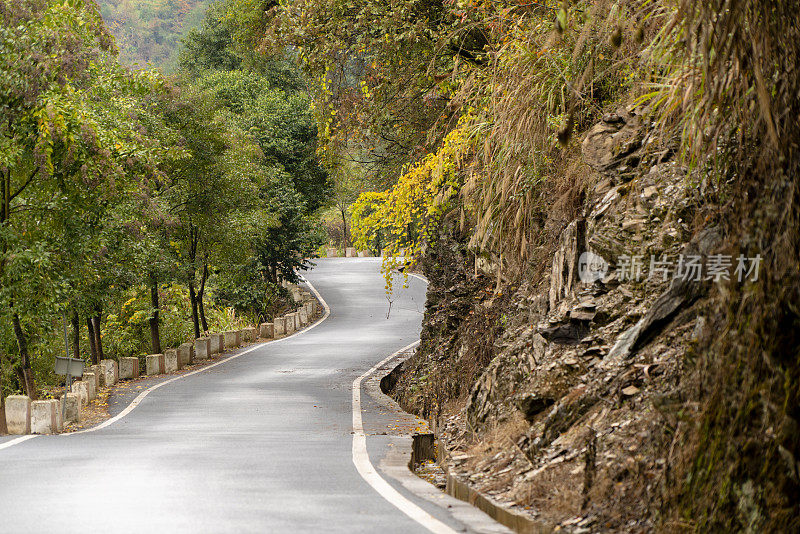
0,258,475,533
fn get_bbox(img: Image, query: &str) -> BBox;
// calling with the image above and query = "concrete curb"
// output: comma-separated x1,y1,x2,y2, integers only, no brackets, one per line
358,347,514,534
442,469,552,534
381,359,551,534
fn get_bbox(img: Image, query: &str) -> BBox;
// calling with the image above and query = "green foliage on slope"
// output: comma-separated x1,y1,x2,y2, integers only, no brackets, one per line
97,0,212,70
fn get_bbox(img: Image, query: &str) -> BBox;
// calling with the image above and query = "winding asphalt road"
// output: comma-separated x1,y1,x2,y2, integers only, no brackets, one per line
0,259,501,533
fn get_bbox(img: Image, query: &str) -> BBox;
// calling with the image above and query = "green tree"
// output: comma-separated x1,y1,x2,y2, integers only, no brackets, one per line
0,0,174,397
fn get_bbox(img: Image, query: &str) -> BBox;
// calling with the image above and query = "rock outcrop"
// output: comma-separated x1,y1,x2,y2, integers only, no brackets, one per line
389,107,727,531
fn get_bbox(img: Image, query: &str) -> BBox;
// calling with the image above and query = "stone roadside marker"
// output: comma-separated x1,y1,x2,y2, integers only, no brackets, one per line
178,343,194,366
71,381,88,406
164,348,178,368
100,359,118,386
209,333,223,355
243,326,256,343
5,395,31,435
82,372,97,401
84,368,100,390
31,400,58,434
61,394,82,424
274,317,286,336
164,351,179,373
345,247,356,257
89,364,105,388
223,331,238,350
146,354,165,375
195,337,210,360
119,357,140,380
259,322,274,339
284,314,296,334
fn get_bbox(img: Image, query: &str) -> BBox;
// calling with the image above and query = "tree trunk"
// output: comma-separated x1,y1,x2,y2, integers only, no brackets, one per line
93,309,104,361
188,280,200,339
86,316,98,364
11,312,36,400
149,281,161,354
71,310,80,359
198,263,209,333
340,206,349,247
268,263,278,285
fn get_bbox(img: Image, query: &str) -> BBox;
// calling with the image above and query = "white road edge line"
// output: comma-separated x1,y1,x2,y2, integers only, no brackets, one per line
352,342,457,534
0,277,331,451
352,274,457,534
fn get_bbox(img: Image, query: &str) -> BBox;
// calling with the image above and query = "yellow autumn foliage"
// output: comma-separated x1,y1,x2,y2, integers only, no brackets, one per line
351,112,479,290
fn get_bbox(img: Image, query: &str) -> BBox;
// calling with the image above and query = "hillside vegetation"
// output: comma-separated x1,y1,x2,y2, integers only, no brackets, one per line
97,0,211,69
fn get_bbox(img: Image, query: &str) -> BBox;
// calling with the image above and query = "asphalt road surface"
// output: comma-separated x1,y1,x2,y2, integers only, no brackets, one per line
0,258,492,533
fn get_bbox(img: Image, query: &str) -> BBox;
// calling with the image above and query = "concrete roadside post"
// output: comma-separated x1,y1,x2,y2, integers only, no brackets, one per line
146,354,165,375
358,250,367,257
290,287,303,303
345,247,356,257
31,400,57,434
209,333,223,355
84,367,100,391
274,317,286,336
5,395,31,435
178,343,194,366
119,357,139,380
70,381,89,406
81,372,97,401
164,351,179,373
326,248,337,257
195,337,211,360
284,314,296,335
223,331,238,350
298,307,308,326
164,348,177,369
89,364,104,388
259,322,274,339
61,394,82,424
100,359,118,386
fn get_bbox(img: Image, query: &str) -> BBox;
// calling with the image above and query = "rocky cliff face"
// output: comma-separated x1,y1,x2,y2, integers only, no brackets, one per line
390,107,732,531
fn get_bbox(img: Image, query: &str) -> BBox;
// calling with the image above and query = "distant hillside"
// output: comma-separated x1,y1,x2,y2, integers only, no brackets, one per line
97,0,212,71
